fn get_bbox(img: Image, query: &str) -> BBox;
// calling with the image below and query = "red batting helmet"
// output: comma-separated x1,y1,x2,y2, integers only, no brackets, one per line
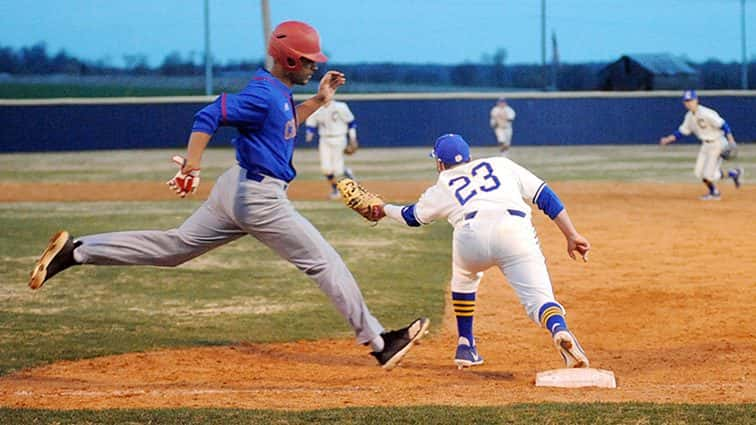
268,21,328,71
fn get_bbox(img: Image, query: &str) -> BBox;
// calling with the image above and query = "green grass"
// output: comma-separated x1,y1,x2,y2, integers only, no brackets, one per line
1,403,753,424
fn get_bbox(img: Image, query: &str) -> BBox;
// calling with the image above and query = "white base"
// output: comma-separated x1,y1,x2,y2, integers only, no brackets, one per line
535,368,616,388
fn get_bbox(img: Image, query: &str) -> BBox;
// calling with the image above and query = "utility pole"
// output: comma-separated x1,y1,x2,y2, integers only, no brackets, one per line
262,0,273,70
541,0,547,89
204,0,213,95
741,0,748,89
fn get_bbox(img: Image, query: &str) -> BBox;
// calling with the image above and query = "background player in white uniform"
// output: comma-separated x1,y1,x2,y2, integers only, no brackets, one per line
306,100,358,199
659,90,743,200
27,20,428,370
378,134,591,369
489,98,516,155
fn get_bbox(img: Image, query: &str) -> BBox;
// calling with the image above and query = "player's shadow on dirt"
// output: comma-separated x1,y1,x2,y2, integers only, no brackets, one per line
468,371,515,381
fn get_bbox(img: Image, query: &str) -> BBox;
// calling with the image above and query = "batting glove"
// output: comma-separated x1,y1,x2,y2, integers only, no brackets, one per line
166,155,200,198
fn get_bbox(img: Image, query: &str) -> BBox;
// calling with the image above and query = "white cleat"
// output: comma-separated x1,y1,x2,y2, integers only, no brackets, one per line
699,193,721,201
553,330,590,368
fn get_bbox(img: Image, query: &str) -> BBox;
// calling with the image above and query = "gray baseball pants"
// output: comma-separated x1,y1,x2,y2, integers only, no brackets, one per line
75,165,384,344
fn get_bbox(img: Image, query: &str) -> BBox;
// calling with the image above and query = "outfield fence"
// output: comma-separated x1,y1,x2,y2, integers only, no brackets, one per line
1,90,755,152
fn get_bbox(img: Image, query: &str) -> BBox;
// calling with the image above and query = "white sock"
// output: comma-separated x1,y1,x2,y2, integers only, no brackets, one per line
370,335,385,352
72,243,84,264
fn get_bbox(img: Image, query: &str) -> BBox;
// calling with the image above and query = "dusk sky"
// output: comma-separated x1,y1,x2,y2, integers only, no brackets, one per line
0,0,753,67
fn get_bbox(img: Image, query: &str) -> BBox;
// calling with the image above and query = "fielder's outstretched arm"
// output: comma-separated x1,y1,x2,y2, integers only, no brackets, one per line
383,204,426,227
534,183,590,262
553,210,591,262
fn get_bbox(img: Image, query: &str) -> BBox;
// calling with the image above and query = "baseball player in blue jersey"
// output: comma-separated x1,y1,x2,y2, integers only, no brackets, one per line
659,90,743,200
376,134,590,369
27,20,428,370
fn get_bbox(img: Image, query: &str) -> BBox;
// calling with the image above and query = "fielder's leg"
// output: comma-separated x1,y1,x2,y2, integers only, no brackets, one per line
491,219,589,368
343,168,355,180
450,228,489,369
319,142,339,199
325,173,339,199
727,167,743,188
696,143,723,200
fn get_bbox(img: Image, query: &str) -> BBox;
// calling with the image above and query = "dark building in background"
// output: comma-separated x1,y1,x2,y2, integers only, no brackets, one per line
598,54,699,90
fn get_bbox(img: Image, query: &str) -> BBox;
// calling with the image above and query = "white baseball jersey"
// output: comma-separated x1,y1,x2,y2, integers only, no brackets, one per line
678,104,728,181
490,104,516,129
305,101,355,142
387,156,558,324
305,101,356,176
678,104,726,142
413,157,543,228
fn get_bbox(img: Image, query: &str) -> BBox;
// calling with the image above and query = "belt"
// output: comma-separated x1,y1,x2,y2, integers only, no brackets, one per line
246,170,265,182
463,209,525,220
245,170,289,190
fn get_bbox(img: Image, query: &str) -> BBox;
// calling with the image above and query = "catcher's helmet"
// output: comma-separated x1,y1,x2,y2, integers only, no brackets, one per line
268,21,328,71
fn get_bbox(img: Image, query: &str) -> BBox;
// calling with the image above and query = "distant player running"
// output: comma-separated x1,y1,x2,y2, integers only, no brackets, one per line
306,99,358,199
659,90,743,200
489,98,516,155
377,134,591,369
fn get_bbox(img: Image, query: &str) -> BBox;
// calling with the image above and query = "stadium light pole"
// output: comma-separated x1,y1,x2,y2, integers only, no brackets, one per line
741,0,748,89
204,0,213,96
262,0,273,70
541,0,547,89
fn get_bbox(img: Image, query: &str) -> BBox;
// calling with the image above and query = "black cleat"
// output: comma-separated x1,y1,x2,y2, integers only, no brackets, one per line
29,231,79,290
371,317,430,370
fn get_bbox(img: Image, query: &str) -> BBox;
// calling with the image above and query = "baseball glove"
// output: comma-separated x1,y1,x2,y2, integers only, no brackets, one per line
344,139,359,155
336,178,385,222
720,142,738,160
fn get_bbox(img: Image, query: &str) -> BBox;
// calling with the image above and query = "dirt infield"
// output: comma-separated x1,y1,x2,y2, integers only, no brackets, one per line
1,181,754,409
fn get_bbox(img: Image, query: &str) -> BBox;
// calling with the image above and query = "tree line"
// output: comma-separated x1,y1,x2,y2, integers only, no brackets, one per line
1,43,753,90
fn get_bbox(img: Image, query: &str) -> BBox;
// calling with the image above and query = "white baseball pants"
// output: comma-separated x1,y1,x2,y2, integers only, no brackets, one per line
450,211,556,325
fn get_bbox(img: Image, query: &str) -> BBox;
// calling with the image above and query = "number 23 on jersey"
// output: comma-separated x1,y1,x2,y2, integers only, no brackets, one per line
448,161,501,205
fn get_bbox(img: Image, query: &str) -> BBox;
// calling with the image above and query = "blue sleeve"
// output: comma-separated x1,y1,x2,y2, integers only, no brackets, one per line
401,204,422,227
192,91,269,134
672,130,683,140
721,121,732,136
534,184,564,219
306,126,317,136
348,121,357,129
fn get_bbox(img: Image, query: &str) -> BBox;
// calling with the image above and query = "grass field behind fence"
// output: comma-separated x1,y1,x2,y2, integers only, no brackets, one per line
1,145,753,424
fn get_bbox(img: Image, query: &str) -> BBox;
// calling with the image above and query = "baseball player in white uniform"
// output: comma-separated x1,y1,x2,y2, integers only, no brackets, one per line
490,98,516,155
379,133,591,369
306,100,358,199
660,90,743,200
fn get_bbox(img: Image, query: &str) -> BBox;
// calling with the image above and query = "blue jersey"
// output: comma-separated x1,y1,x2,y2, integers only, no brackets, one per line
192,68,298,182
